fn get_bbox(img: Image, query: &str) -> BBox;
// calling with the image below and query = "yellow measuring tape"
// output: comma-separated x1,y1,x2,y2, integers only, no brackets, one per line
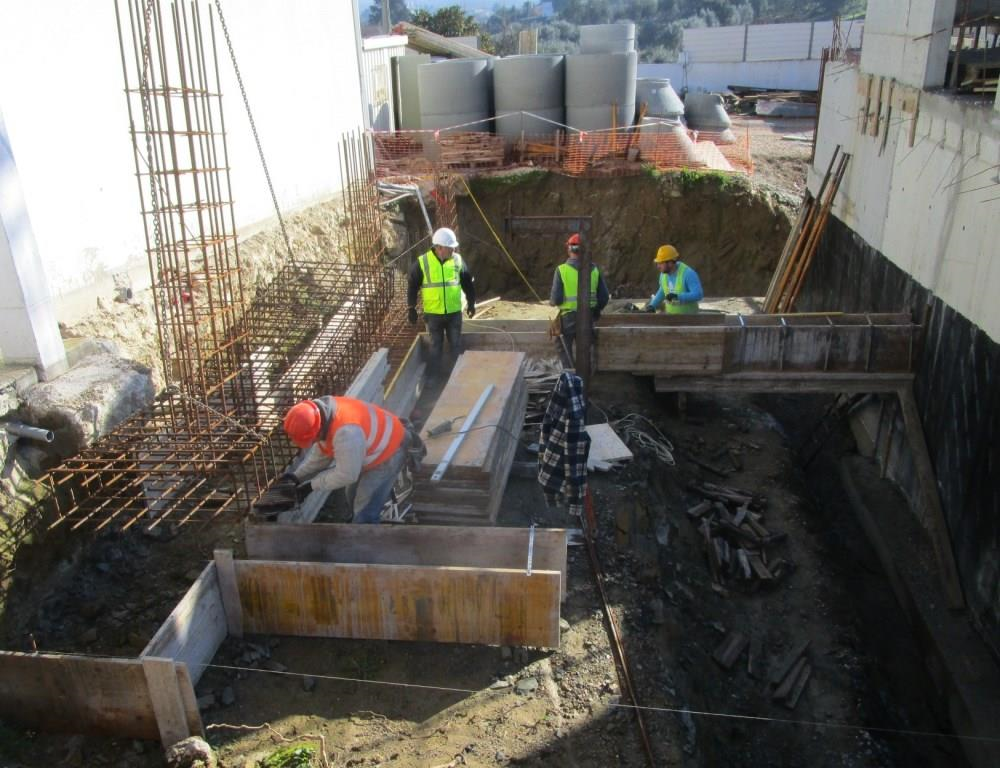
460,175,546,305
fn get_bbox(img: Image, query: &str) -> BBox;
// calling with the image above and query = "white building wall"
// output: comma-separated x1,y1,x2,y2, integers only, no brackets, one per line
639,60,822,93
810,63,1000,342
0,1,365,321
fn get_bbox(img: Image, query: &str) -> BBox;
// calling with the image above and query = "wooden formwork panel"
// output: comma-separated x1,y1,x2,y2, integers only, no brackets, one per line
0,652,200,742
235,559,562,648
141,562,228,686
596,327,726,373
245,523,569,599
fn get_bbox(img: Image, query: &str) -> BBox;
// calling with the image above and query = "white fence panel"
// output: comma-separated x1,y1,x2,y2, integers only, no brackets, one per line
746,22,813,61
683,26,746,63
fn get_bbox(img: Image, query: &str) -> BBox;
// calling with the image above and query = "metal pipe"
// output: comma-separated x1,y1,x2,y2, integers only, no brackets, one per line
377,182,433,236
4,423,55,443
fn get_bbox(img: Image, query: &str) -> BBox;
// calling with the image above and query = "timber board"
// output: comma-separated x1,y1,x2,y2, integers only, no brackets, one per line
235,560,562,647
244,523,568,599
141,562,227,686
596,327,725,373
0,652,198,741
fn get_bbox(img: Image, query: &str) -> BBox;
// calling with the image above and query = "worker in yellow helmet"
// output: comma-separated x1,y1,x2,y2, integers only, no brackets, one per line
644,244,702,314
549,233,610,368
407,227,476,377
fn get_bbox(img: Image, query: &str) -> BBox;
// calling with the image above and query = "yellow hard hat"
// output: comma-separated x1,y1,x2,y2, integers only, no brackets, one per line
654,244,679,263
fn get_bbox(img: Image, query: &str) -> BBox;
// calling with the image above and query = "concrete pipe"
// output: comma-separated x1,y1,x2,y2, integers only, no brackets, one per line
494,55,565,138
565,51,638,131
636,78,685,118
579,23,636,54
419,58,493,131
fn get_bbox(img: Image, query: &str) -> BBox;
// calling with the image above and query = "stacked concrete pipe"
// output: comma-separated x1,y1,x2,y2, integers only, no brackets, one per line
418,58,494,132
493,54,565,139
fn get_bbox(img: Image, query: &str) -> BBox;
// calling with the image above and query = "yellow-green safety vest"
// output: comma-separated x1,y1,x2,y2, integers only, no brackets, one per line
659,262,698,315
557,262,599,314
419,251,464,315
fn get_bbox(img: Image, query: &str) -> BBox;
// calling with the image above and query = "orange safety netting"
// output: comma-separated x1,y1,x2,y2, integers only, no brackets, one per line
371,124,752,181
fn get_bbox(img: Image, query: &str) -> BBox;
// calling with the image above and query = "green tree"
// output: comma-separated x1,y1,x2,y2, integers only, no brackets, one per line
411,5,496,53
366,0,411,28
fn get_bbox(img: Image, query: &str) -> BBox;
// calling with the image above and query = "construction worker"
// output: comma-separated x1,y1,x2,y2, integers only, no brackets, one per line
407,227,476,377
645,244,703,314
281,396,408,524
550,233,610,368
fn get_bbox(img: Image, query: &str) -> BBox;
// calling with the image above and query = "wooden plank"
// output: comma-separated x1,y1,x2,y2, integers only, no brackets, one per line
214,550,244,638
245,523,569,599
420,351,525,469
712,631,749,670
773,656,808,700
0,651,159,740
770,638,810,686
585,423,633,466
345,347,389,404
235,559,562,648
783,663,812,709
596,327,725,373
652,372,912,394
385,337,425,418
141,562,227,686
897,382,964,609
142,656,192,747
461,332,552,356
175,663,205,738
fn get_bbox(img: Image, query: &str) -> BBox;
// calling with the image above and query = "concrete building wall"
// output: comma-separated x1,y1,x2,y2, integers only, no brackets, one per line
809,64,1000,342
0,1,365,320
807,0,1000,649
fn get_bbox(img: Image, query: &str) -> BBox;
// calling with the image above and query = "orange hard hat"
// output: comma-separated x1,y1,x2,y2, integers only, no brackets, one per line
566,234,581,247
284,400,321,449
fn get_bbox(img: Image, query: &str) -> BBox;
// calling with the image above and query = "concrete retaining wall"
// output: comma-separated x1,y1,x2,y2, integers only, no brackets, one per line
799,215,1000,657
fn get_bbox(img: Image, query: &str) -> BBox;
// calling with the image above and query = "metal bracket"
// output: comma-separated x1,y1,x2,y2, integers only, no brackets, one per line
431,384,495,483
526,523,536,576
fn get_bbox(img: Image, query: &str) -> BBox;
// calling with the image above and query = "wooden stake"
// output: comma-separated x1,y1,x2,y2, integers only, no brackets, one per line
213,550,244,638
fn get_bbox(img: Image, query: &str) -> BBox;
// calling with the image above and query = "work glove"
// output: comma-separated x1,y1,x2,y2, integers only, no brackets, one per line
466,303,475,319
644,304,657,313
407,307,418,325
666,292,679,303
295,481,313,503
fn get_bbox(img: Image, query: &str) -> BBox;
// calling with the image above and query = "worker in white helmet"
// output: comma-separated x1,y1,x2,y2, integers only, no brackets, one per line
407,227,476,377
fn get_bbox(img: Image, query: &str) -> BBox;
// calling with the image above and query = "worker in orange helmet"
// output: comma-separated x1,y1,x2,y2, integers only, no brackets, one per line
644,244,702,314
281,396,412,523
549,233,610,368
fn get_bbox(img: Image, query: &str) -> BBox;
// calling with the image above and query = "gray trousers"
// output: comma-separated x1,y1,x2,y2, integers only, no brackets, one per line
425,312,463,373
556,311,594,369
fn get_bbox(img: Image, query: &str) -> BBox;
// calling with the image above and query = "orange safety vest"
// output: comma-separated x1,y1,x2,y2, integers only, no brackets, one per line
317,396,404,468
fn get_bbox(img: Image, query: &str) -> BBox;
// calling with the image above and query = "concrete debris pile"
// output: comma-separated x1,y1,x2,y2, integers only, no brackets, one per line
685,480,793,592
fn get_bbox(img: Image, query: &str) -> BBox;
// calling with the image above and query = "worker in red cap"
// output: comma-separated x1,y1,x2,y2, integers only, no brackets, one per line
549,233,610,368
281,395,409,523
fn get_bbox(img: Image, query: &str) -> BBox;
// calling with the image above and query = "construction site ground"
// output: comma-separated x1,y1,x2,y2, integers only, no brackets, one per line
0,352,962,767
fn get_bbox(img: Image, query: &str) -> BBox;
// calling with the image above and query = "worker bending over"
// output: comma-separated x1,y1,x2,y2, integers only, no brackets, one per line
407,227,476,378
282,396,409,524
645,244,703,314
549,233,610,368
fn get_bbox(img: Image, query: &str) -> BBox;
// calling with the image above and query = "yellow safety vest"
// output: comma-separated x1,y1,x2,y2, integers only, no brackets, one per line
419,251,464,315
557,263,599,314
659,262,698,315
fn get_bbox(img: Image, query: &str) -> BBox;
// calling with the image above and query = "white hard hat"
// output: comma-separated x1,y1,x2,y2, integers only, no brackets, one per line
432,227,459,249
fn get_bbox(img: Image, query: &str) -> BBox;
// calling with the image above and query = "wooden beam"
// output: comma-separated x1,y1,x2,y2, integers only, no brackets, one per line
141,562,227,686
235,559,562,647
245,523,569,599
0,652,160,740
652,372,912,394
142,657,192,747
214,550,244,638
897,382,965,609
597,327,725,373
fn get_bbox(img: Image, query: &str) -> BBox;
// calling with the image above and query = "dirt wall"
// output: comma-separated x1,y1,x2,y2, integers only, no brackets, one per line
402,170,794,302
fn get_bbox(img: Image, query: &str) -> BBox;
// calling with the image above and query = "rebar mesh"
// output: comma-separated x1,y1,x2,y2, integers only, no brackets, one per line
38,2,407,534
